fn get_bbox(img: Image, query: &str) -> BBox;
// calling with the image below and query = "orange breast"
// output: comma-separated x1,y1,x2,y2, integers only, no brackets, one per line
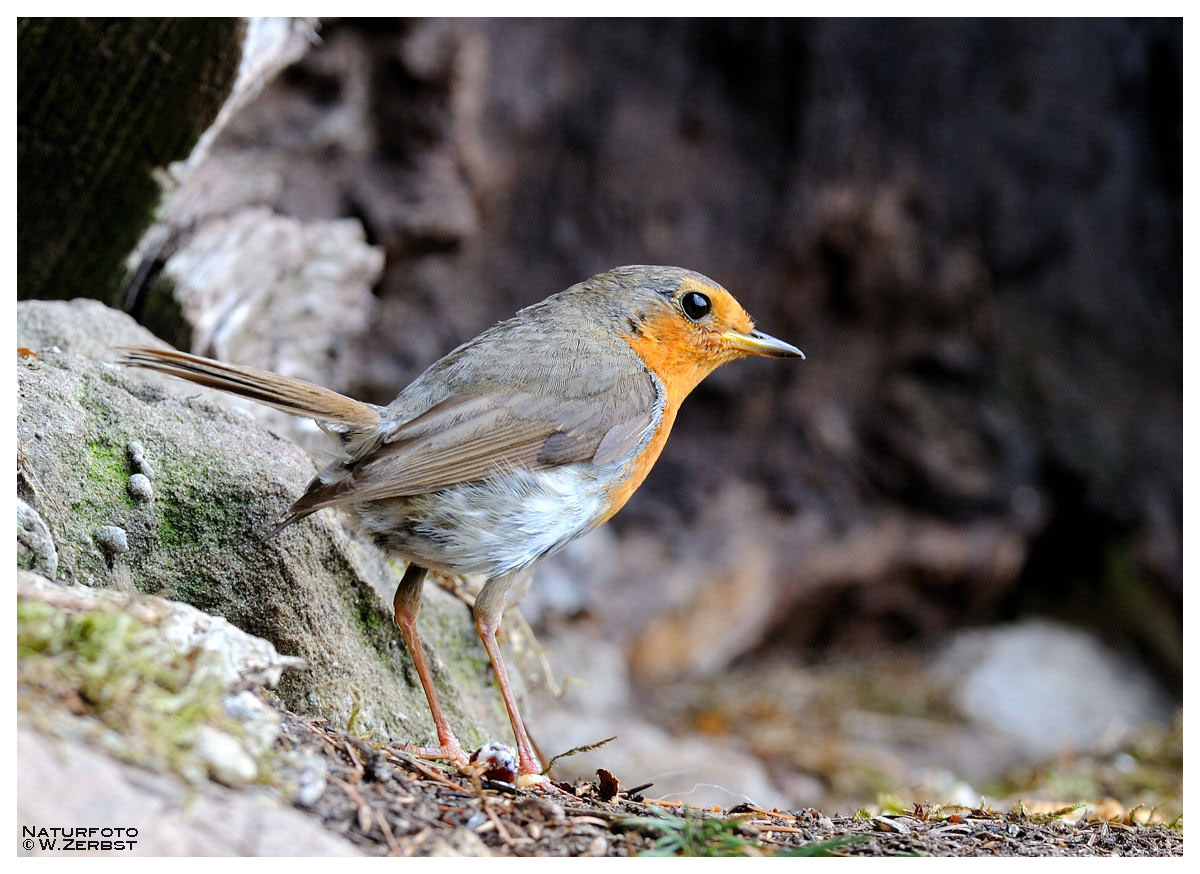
597,314,724,523
596,402,679,524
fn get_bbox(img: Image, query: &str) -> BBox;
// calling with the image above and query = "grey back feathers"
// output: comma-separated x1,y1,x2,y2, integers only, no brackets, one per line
290,268,675,518
116,266,717,530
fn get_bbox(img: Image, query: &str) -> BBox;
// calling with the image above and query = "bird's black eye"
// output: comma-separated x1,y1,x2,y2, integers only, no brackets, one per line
680,291,712,321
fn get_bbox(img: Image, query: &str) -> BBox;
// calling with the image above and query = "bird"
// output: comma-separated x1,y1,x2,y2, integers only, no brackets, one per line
119,265,803,788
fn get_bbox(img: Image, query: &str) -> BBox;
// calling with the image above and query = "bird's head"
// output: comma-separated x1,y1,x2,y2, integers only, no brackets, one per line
588,265,804,405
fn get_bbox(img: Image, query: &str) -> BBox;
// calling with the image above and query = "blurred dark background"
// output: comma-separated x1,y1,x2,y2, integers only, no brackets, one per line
19,17,1181,808
218,18,1181,678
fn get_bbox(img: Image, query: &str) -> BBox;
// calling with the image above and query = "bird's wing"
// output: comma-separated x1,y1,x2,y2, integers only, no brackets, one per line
285,386,658,517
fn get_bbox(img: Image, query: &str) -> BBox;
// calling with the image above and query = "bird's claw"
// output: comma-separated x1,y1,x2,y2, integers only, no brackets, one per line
516,771,551,789
408,740,471,769
516,771,575,796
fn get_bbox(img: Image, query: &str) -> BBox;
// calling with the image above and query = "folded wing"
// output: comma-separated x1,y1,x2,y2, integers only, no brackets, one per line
286,386,658,518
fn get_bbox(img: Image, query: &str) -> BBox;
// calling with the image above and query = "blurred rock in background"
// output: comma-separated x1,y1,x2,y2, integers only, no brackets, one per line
18,18,1179,814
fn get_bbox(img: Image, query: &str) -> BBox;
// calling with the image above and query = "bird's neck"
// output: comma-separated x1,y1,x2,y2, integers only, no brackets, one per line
621,317,726,409
597,319,733,524
596,402,680,526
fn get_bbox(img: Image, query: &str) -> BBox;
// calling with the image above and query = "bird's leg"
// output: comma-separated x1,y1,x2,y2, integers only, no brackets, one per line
392,563,469,767
474,574,548,787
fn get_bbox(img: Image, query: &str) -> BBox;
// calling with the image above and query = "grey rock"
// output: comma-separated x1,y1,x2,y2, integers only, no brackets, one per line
18,570,302,691
17,299,511,747
17,498,57,577
222,691,282,755
18,724,360,856
126,440,155,478
17,297,149,362
95,525,129,554
515,795,566,825
289,750,329,807
933,619,1174,761
419,827,493,857
157,602,305,689
128,473,154,502
465,810,488,830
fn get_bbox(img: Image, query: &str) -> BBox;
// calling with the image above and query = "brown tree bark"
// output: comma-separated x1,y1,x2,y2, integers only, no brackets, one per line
18,18,244,304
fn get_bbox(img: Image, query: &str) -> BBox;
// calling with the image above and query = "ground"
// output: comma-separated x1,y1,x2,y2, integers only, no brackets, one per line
15,580,1182,857
286,712,1182,857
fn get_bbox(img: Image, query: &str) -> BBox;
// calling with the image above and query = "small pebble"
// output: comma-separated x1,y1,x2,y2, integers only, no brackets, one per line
465,810,488,831
1112,752,1138,774
95,525,129,554
34,430,44,440
126,440,155,478
289,751,328,807
873,816,910,834
469,741,518,784
223,690,280,755
128,473,154,502
192,726,257,785
126,440,145,465
516,795,567,825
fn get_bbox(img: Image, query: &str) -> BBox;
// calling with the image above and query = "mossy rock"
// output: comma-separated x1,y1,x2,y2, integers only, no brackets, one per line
17,299,512,749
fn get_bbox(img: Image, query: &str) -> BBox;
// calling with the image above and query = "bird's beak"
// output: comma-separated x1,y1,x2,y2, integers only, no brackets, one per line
722,329,805,359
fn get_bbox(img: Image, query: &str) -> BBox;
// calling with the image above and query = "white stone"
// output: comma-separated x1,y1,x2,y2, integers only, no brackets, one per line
934,619,1172,760
192,726,257,786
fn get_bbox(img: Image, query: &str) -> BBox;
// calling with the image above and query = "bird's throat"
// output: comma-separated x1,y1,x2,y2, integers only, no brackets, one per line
599,317,733,525
621,314,726,409
596,402,679,525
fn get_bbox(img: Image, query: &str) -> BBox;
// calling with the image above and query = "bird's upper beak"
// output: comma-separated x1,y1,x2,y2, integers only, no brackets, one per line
722,328,805,359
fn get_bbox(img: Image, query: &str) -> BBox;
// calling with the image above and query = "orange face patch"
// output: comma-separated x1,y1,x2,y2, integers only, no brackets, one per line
624,278,756,408
600,277,758,522
676,277,755,335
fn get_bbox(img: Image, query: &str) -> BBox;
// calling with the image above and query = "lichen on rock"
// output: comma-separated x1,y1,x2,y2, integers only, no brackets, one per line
17,299,513,750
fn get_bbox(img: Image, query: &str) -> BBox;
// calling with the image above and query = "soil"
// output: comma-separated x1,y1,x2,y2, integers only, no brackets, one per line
283,712,1182,857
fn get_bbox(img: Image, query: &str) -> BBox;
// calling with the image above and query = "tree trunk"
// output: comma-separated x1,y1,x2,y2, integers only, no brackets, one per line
17,18,244,304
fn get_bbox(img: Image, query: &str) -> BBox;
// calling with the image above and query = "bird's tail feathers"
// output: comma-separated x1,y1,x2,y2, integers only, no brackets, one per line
117,346,382,430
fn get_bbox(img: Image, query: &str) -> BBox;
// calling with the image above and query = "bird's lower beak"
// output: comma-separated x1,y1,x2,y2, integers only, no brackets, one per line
722,329,805,359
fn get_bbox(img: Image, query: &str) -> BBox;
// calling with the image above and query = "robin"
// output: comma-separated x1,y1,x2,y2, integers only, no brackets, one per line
120,265,803,787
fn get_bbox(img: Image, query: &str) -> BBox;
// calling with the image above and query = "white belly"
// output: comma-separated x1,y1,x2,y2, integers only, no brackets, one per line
351,465,608,579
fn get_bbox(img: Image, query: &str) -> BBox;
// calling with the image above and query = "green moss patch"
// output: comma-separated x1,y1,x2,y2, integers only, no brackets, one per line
17,595,254,784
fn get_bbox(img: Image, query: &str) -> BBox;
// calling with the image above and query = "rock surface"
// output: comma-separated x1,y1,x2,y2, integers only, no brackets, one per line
17,298,512,749
934,620,1175,761
17,498,58,577
18,569,304,689
18,725,361,856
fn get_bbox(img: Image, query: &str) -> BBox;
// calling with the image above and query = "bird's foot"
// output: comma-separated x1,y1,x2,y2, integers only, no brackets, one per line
408,739,471,769
457,742,571,795
516,771,552,789
516,771,575,796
